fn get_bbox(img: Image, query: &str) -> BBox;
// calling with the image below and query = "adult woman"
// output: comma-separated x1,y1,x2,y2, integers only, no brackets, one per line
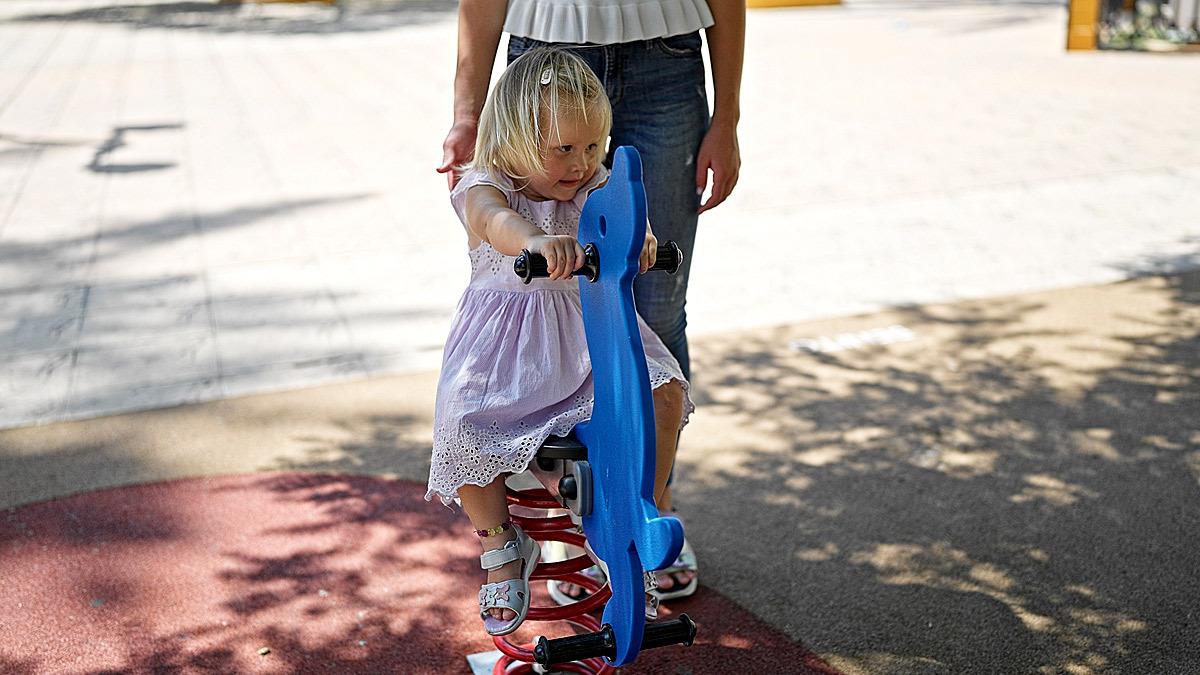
437,0,745,602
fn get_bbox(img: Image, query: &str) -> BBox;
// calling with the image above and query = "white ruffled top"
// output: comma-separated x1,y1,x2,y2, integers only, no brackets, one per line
504,0,714,44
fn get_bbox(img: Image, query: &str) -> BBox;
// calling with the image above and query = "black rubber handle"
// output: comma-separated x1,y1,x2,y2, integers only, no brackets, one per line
649,240,684,275
513,242,683,285
513,243,599,284
534,624,615,665
643,613,698,650
533,614,697,666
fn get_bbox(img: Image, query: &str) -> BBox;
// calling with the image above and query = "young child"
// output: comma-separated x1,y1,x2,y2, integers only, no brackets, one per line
426,47,695,637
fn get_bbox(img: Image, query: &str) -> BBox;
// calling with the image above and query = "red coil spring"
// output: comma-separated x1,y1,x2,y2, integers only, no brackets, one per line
491,486,616,675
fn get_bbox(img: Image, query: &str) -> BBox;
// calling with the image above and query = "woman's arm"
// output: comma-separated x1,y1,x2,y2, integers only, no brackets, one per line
465,186,585,279
437,0,509,189
696,0,745,214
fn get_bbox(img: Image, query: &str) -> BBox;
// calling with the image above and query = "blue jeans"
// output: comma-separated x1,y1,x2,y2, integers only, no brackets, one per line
508,33,710,380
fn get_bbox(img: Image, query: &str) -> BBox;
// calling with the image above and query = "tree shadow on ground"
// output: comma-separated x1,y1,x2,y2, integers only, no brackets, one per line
138,472,482,673
0,656,38,675
0,369,469,671
4,248,1196,673
8,0,457,35
672,269,1199,673
234,261,1200,673
0,470,491,672
270,413,435,478
222,390,847,670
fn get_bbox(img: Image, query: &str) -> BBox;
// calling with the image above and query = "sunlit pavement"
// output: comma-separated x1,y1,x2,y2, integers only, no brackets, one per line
1,0,1199,673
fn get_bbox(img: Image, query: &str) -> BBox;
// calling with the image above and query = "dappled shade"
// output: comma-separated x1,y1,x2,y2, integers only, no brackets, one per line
0,473,835,673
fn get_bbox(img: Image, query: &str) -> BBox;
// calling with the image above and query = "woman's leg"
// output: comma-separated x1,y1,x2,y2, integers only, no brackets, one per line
458,477,521,622
611,35,709,380
614,43,707,592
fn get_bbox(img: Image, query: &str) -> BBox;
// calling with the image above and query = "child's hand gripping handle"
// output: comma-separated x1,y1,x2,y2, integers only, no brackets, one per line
513,242,683,284
514,243,599,283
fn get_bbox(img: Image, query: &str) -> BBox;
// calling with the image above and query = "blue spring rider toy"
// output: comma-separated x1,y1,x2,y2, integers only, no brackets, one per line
498,146,697,671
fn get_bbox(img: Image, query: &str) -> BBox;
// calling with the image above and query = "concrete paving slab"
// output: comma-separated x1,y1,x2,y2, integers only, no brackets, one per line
1,0,1199,428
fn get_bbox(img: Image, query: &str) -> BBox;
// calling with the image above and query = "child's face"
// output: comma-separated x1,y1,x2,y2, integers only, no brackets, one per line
525,105,608,202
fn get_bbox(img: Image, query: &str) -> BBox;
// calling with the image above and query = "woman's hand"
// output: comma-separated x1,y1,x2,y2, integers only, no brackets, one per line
526,235,585,280
640,226,658,274
695,119,741,214
437,120,478,190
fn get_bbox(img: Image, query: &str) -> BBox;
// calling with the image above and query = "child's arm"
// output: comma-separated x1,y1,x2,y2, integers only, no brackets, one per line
464,185,584,280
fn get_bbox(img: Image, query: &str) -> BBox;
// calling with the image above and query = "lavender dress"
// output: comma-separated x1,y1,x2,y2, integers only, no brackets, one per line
426,167,695,506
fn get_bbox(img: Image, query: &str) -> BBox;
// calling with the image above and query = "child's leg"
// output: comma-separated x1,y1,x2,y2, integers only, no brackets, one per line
459,477,523,622
554,381,689,603
650,379,695,591
651,379,685,509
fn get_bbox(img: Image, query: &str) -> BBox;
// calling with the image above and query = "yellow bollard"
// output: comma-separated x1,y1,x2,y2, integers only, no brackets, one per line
1066,0,1101,50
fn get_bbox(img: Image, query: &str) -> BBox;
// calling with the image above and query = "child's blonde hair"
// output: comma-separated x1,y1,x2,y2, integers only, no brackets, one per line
471,47,612,183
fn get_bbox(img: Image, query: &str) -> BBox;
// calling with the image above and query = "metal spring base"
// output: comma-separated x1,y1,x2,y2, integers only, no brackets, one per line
490,486,616,675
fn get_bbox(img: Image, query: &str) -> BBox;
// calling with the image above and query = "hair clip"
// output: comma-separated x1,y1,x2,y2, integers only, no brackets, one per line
540,67,553,85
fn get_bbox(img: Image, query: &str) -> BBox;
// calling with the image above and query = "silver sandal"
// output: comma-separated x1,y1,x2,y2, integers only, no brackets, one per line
478,524,540,636
649,537,698,601
548,565,659,620
644,570,661,620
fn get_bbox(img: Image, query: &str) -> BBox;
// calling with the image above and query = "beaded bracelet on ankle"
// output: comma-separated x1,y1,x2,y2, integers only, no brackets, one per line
474,520,513,538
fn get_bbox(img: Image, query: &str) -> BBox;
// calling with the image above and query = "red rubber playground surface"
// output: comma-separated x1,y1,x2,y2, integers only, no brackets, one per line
0,473,840,674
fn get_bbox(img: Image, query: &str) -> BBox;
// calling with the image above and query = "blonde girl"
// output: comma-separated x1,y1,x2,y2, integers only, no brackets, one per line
426,47,694,636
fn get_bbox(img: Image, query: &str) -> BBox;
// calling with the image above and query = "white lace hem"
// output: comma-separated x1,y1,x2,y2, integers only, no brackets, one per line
426,368,694,507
